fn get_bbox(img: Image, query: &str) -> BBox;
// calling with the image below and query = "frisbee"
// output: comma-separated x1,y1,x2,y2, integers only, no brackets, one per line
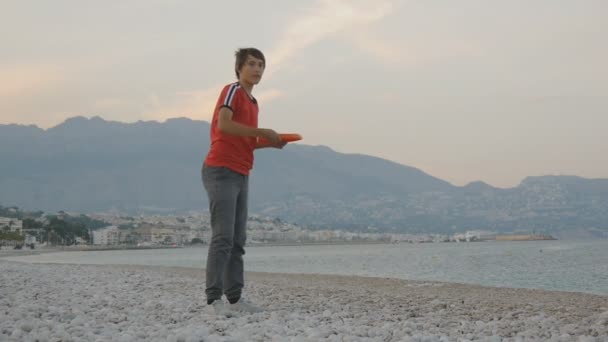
258,133,302,145
278,133,302,142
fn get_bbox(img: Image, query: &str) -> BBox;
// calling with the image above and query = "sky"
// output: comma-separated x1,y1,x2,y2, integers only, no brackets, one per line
1,0,607,188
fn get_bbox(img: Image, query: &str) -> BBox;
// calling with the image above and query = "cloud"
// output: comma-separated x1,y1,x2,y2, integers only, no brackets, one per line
143,88,220,122
266,0,394,76
0,64,64,97
346,30,407,65
256,89,283,103
144,87,285,123
0,64,69,127
345,29,485,69
143,0,393,122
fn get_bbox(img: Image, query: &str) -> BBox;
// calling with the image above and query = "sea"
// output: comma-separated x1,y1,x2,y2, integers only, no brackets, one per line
5,239,608,295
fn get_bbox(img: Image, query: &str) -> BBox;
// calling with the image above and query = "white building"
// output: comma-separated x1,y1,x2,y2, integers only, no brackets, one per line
0,217,11,228
0,217,23,234
464,230,497,241
24,234,37,244
92,226,121,245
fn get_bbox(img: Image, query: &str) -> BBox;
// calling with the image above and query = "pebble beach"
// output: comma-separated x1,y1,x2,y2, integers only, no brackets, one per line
1,259,607,341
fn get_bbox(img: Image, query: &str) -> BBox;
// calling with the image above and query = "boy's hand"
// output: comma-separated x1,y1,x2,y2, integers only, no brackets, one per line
258,128,281,145
272,141,288,149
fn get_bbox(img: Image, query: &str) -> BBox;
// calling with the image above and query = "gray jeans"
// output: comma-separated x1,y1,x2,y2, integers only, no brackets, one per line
202,164,249,302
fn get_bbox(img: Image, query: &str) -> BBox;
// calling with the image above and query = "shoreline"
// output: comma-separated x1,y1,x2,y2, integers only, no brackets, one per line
0,238,571,255
4,256,608,298
0,241,391,257
2,259,607,341
64,262,608,299
0,240,388,253
3,242,607,298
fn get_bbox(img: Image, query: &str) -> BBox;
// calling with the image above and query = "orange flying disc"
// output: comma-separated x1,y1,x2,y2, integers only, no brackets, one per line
258,133,302,145
278,133,302,142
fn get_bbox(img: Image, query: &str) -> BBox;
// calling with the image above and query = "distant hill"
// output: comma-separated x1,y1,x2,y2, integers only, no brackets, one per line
1,116,607,238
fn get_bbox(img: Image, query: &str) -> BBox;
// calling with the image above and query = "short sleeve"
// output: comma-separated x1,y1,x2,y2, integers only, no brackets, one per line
219,83,240,112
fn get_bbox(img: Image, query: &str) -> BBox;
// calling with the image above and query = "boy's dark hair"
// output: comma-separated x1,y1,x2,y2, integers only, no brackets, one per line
235,48,265,79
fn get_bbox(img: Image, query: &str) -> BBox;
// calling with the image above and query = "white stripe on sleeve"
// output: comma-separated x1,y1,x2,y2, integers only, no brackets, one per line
223,83,240,107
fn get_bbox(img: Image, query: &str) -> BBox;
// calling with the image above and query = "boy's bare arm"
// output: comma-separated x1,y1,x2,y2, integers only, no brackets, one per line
217,107,280,144
255,140,287,149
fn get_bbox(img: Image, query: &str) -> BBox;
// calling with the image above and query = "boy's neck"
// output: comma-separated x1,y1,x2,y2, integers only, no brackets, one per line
238,80,254,97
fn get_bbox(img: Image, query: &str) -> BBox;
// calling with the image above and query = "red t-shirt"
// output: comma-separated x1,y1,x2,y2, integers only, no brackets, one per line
204,82,259,175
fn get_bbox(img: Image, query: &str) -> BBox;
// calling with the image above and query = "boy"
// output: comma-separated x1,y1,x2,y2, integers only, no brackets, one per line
202,48,285,314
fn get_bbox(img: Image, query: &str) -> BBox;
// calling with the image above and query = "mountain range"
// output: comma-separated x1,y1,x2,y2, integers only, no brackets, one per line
1,116,607,238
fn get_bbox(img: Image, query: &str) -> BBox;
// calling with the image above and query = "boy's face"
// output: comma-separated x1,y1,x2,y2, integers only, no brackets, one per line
238,55,265,85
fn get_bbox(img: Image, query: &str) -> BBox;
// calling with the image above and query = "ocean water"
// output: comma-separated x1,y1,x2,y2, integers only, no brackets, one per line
6,240,608,295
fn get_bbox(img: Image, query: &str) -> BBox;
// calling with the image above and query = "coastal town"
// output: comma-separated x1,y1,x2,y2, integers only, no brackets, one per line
0,206,555,249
